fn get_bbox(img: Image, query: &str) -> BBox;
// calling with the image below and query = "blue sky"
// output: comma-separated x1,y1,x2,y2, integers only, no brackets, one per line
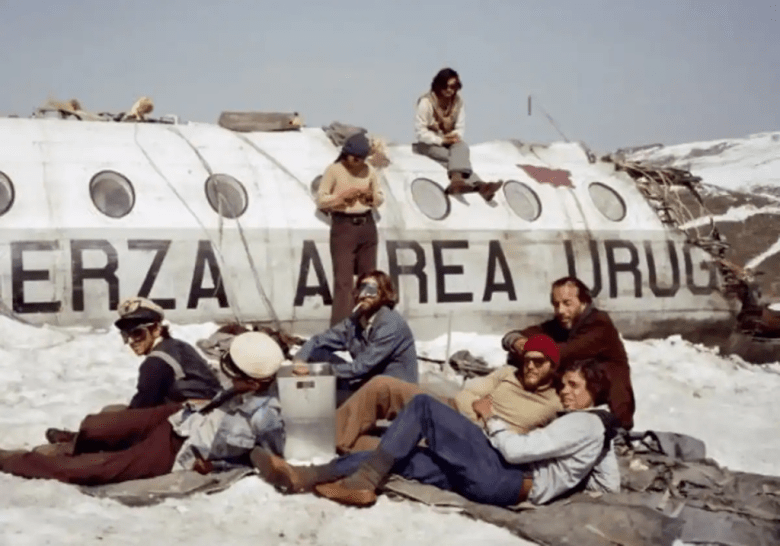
2,0,778,151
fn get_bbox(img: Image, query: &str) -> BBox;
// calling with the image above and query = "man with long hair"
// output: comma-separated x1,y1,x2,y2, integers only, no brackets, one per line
293,270,417,405
413,67,502,201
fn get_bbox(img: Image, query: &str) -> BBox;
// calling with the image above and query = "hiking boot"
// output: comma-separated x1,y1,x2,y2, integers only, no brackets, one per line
45,428,76,445
33,442,75,457
250,447,328,494
444,172,470,195
314,449,395,507
477,180,503,202
0,448,26,468
314,477,378,507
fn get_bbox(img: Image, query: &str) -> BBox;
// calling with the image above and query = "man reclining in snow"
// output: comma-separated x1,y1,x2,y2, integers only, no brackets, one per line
0,332,285,485
334,334,563,454
252,358,621,507
503,276,637,430
44,296,222,448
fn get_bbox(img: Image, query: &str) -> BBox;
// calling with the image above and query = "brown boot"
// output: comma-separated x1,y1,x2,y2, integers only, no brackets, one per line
0,448,26,468
45,428,77,444
315,477,378,507
477,180,503,202
313,449,395,507
250,447,338,494
444,172,469,195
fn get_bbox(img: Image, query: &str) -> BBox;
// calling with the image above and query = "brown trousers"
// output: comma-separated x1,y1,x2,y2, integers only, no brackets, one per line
1,404,183,485
336,376,456,453
329,214,378,326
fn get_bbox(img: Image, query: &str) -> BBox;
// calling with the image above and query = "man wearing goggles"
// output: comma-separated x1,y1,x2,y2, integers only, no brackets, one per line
293,271,418,405
1,332,286,485
43,297,221,448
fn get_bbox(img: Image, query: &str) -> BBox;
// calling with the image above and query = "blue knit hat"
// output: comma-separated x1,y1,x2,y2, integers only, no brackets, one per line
341,132,371,158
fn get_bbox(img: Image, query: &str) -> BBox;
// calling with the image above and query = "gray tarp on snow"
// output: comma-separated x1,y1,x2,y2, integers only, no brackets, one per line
383,431,780,546
78,432,780,546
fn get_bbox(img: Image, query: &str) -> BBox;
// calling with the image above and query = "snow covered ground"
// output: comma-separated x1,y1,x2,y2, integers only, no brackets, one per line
1,318,779,546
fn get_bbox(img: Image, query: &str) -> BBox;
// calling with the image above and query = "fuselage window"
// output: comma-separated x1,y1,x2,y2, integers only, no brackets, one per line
205,174,248,219
589,182,626,222
0,171,15,217
411,177,450,221
89,171,135,218
504,180,541,221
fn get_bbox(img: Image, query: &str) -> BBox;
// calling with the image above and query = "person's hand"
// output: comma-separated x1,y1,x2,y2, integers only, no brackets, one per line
443,133,461,145
292,362,310,376
192,447,213,475
511,337,528,355
472,395,494,421
193,457,214,475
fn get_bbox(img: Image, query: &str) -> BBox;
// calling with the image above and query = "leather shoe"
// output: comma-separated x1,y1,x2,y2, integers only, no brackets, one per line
251,447,317,494
45,428,76,445
478,181,503,202
314,478,377,507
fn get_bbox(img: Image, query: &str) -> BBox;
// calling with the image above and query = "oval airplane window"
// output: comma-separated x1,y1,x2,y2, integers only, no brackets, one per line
89,171,135,218
504,180,541,221
205,174,248,219
411,178,449,220
589,182,626,222
0,171,15,216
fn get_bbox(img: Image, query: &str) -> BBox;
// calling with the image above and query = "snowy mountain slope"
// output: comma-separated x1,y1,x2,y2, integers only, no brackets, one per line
623,132,780,301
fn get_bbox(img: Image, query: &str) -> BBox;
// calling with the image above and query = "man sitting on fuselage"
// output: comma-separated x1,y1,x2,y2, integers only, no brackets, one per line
502,276,636,430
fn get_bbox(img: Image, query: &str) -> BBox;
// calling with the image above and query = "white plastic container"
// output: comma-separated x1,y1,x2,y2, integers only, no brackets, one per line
277,362,336,461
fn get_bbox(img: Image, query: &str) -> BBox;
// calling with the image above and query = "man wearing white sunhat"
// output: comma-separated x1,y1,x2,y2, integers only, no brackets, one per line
0,332,286,485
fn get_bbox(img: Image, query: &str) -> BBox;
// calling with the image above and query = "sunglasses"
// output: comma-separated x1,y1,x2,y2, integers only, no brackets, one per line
523,355,550,368
357,281,379,298
120,323,154,344
446,82,460,90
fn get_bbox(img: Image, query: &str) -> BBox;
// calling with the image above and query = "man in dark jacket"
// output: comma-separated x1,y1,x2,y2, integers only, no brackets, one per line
114,297,221,409
502,277,636,430
43,297,221,447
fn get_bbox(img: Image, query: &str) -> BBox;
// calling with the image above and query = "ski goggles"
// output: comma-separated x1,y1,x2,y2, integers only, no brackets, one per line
120,323,156,344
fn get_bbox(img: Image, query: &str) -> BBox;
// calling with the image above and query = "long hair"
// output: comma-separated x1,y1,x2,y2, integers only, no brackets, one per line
430,68,461,95
551,276,593,304
558,358,610,406
354,270,399,309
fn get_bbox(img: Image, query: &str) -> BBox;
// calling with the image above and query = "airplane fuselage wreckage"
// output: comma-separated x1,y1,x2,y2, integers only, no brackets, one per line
0,113,767,359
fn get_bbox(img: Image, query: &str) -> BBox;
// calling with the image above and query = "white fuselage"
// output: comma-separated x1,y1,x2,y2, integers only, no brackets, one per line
0,118,735,342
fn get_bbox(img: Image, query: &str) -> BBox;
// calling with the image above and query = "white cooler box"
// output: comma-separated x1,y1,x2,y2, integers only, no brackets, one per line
277,362,336,461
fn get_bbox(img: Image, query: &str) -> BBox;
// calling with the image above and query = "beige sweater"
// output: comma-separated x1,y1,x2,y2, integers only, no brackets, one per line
454,366,562,433
317,162,384,214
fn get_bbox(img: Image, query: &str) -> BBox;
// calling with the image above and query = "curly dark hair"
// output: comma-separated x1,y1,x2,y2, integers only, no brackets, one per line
557,358,610,406
551,276,593,304
354,270,398,309
431,67,462,95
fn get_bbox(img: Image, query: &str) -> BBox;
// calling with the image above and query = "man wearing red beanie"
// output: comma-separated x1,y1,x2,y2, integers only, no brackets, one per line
502,276,636,430
332,333,563,455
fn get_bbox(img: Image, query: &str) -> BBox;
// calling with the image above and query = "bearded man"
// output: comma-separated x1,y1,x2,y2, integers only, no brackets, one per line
293,270,417,405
